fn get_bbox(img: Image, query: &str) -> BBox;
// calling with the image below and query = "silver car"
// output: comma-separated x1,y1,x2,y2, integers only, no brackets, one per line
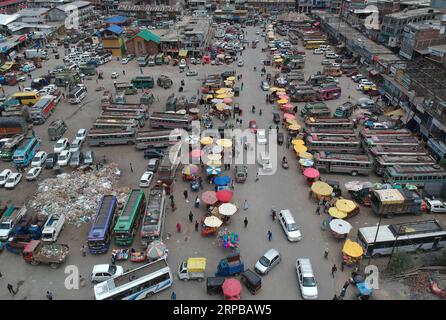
254,249,281,275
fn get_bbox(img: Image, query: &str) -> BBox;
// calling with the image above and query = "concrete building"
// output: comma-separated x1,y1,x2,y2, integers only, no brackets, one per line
116,4,182,24
16,8,50,24
101,24,126,56
213,4,248,22
0,0,27,14
427,44,446,64
431,0,446,9
246,0,294,12
378,8,441,48
27,0,71,8
47,1,94,28
125,28,160,56
296,0,312,13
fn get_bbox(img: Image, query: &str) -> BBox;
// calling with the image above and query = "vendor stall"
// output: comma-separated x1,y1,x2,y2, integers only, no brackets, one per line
310,181,333,201
342,239,364,266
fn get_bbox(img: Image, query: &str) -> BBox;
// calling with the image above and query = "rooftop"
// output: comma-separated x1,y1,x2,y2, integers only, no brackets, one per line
132,29,161,44
0,13,20,26
104,15,128,24
429,44,446,53
386,8,440,19
56,0,92,11
16,8,50,16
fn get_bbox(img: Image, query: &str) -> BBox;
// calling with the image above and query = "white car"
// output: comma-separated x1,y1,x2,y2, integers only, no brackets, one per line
359,79,373,85
121,58,129,64
5,172,22,189
256,30,260,35
75,128,87,142
331,63,341,67
45,84,57,94
91,264,124,283
111,72,119,79
237,60,244,67
0,169,12,187
321,59,331,65
31,151,48,167
57,150,71,166
26,167,42,181
313,49,323,55
261,81,270,91
54,138,69,154
258,153,273,172
139,171,154,188
426,199,446,213
257,129,267,145
325,76,339,84
278,209,301,242
186,70,198,77
69,138,83,153
296,258,318,300
179,59,186,69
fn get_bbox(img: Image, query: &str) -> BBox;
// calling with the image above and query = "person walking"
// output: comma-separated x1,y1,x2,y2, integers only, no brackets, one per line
46,291,53,300
176,223,182,233
331,264,337,278
324,247,329,259
140,67,143,74
7,284,15,296
332,294,339,300
271,209,276,221
241,82,244,90
255,171,259,182
341,261,346,272
194,195,200,208
130,163,133,173
309,190,313,200
80,245,86,257
243,199,249,210
170,200,176,211
188,211,193,223
243,217,248,228
169,194,174,202
316,205,321,215
183,188,188,202
286,140,290,149
171,292,177,300
195,220,199,232
267,230,272,241
259,109,262,116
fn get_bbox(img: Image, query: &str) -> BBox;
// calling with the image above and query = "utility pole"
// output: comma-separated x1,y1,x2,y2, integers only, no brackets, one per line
367,215,382,266
387,225,403,269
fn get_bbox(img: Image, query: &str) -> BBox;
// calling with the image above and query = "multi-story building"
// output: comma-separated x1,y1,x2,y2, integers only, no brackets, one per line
116,3,182,23
296,0,312,13
430,0,446,9
427,44,446,64
47,1,94,28
16,8,50,24
378,8,440,48
101,24,126,56
27,0,73,9
245,0,294,13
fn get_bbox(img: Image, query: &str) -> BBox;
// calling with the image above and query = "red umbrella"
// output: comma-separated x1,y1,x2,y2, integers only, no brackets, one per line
216,190,233,203
201,191,218,205
222,278,242,298
281,103,293,111
190,149,204,158
303,167,320,179
283,113,296,120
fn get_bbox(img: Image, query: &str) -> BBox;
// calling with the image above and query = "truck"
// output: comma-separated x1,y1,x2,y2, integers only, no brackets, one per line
0,117,28,138
54,71,81,87
157,75,173,89
0,134,24,160
22,240,69,268
12,213,46,239
370,189,424,218
30,95,56,125
300,102,329,117
178,257,206,281
334,101,354,118
215,252,245,277
79,64,97,76
1,103,30,121
47,119,67,141
166,94,177,112
6,234,32,254
0,205,27,241
41,214,65,243
140,91,154,106
24,49,48,59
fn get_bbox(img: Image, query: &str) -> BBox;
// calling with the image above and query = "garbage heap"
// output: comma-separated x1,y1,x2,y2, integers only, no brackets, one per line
29,164,130,226
40,244,69,258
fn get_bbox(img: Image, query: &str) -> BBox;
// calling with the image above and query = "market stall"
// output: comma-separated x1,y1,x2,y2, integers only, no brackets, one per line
342,239,364,266
329,219,352,240
310,181,333,202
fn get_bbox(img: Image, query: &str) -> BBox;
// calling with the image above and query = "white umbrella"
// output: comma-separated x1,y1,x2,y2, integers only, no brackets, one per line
176,109,187,114
329,219,352,235
344,181,365,192
211,98,223,104
204,216,223,228
219,203,238,216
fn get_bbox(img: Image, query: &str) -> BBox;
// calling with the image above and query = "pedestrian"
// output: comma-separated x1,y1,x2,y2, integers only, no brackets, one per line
195,220,199,232
267,230,272,241
241,82,244,90
198,176,203,189
239,119,243,126
46,291,53,300
244,217,248,228
123,70,125,75
259,109,262,116
331,264,337,278
341,261,345,272
276,125,279,133
339,287,346,300
80,245,86,257
188,211,193,223
176,223,182,233
169,194,174,202
140,67,143,74
130,163,133,173
96,78,98,84
194,195,200,208
315,206,321,215
243,199,249,210
286,140,290,149
255,171,259,182
308,190,313,199
332,294,339,300
62,93,65,99
7,284,15,296
170,200,176,211
324,247,329,259
0,271,2,278
342,280,350,290
183,188,188,202
171,292,177,300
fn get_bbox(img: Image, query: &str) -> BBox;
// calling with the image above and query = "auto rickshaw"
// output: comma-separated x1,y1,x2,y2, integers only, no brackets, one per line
241,269,262,295
273,112,280,124
234,86,240,97
206,277,225,295
277,132,284,145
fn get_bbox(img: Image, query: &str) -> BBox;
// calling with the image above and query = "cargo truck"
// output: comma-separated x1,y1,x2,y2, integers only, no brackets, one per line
22,240,69,269
178,257,206,281
370,189,424,218
41,214,65,243
0,205,27,241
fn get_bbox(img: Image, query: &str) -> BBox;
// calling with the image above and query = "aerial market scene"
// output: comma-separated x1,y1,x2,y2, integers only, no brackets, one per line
0,0,445,302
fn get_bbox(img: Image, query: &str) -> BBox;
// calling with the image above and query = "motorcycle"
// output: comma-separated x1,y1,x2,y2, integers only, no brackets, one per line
282,157,289,169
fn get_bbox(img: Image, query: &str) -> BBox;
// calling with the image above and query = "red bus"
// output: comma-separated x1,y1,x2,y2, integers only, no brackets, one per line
29,95,56,125
318,87,341,101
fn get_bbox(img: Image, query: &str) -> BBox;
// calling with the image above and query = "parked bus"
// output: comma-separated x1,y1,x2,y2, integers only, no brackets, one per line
141,187,166,247
135,129,182,150
149,112,192,130
384,165,446,189
137,55,149,67
68,86,87,104
131,76,154,89
358,220,446,258
113,189,146,246
374,155,437,176
360,128,412,138
305,40,326,49
93,118,139,130
314,151,373,176
12,136,40,167
307,75,328,87
30,96,56,124
11,92,41,106
155,53,164,65
305,117,354,129
156,144,181,194
114,82,138,95
87,128,136,147
0,134,24,161
88,195,118,254
340,64,358,73
100,111,145,127
102,104,149,119
307,127,355,137
94,258,173,300
363,136,420,149
370,145,430,157
318,87,341,101
306,135,362,154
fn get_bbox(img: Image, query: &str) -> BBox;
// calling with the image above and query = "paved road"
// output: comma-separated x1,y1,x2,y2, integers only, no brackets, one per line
0,26,445,300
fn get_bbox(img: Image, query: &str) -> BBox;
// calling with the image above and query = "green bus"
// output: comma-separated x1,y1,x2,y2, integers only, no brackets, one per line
131,76,154,89
113,189,146,246
79,64,97,76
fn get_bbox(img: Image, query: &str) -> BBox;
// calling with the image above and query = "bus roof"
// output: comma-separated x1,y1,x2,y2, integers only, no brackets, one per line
11,92,39,97
310,135,358,142
114,190,144,232
316,152,371,162
88,195,117,240
387,165,446,175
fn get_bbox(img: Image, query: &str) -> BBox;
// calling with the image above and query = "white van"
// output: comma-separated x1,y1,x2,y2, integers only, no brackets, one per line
296,258,318,299
325,52,338,59
278,209,301,242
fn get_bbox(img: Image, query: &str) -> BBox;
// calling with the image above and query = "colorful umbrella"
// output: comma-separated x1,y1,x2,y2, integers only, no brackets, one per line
277,99,288,104
329,219,352,235
294,145,308,153
222,278,242,297
292,139,305,145
146,240,167,260
303,167,320,179
342,239,364,258
311,181,333,197
216,190,233,203
336,199,357,213
206,166,222,175
190,149,204,158
329,207,348,219
219,203,238,216
201,191,218,205
226,76,236,81
200,136,214,145
281,103,293,111
211,98,223,104
216,104,227,111
286,119,298,125
283,113,296,120
207,153,222,161
182,164,199,175
278,94,289,100
288,124,301,131
216,139,232,148
223,97,233,104
299,158,314,167
299,152,313,160
214,175,231,186
270,87,279,92
216,89,226,94
204,216,223,228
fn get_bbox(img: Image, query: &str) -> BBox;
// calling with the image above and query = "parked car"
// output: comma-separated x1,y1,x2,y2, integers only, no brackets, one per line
70,151,84,167
257,129,267,145
296,258,318,300
186,70,198,77
69,138,83,153
57,150,71,166
5,172,22,189
139,171,154,188
254,249,281,275
0,169,12,187
258,152,273,172
425,199,446,213
278,209,301,242
143,149,164,159
261,81,270,91
45,153,58,169
91,264,124,283
53,138,69,154
121,58,130,64
26,167,42,181
111,72,119,79
84,150,94,165
146,158,159,172
31,151,48,167
75,128,87,142
321,59,331,65
237,60,244,67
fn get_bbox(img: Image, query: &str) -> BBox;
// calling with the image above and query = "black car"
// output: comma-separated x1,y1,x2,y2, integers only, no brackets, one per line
45,153,58,169
144,149,164,159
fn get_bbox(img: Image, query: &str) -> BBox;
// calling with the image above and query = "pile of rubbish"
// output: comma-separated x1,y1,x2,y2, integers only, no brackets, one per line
29,164,129,226
41,244,69,258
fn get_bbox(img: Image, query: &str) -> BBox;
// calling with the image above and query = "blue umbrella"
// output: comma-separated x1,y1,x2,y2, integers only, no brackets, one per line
214,175,230,186
206,166,221,176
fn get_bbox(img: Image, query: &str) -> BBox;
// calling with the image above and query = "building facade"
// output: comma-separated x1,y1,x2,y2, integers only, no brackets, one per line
125,29,160,56
0,0,27,14
47,1,94,28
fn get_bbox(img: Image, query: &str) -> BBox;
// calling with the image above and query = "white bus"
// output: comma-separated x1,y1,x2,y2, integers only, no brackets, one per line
94,258,173,300
374,155,437,176
68,86,87,104
87,128,136,146
358,220,446,257
314,152,373,176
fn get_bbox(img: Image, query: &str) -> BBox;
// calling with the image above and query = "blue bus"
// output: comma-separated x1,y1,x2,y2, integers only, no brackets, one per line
88,195,118,254
12,137,40,167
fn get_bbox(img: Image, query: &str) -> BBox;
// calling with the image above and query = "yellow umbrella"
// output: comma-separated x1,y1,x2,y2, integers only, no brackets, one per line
311,181,333,197
277,99,288,104
336,199,357,213
299,152,313,160
216,139,232,148
292,139,305,145
200,137,214,145
329,207,348,219
216,94,227,99
286,118,298,124
294,145,308,153
270,87,279,92
226,76,236,81
205,94,213,101
216,104,226,111
276,88,286,92
288,124,301,131
342,239,364,258
275,58,283,63
216,89,226,94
